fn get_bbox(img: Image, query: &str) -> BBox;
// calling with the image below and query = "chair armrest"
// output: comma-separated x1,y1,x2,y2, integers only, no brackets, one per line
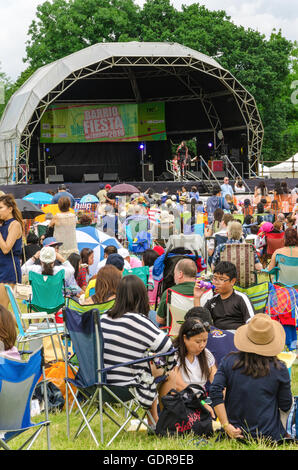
21,312,56,320
261,267,280,275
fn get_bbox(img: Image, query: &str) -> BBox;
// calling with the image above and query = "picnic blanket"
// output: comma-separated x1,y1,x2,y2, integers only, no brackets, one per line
266,283,298,327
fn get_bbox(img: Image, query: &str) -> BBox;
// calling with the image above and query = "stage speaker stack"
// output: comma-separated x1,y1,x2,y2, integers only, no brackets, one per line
82,173,99,182
142,163,154,181
48,174,64,184
103,173,118,182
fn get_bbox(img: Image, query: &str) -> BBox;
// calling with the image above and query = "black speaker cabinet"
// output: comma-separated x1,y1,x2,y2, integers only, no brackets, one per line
82,173,99,182
103,173,118,182
48,174,64,184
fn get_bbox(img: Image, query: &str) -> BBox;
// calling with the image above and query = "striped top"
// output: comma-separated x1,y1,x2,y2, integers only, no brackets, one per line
100,312,175,387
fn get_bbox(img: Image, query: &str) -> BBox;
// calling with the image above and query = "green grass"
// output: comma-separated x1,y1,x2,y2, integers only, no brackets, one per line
10,297,298,450
8,364,298,451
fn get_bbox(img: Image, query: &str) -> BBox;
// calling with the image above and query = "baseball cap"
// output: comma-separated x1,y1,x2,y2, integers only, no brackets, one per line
106,253,124,271
43,237,63,247
105,184,112,190
118,248,130,259
58,184,67,190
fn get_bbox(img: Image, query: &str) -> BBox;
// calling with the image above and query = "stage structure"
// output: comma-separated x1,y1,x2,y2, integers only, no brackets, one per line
0,42,264,185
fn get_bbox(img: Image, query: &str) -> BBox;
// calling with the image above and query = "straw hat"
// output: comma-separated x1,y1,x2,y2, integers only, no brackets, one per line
234,314,285,357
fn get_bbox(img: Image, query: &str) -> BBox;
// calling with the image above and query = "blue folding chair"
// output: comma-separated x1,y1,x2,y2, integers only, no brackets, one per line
263,254,298,288
62,306,176,447
5,284,65,361
0,347,50,450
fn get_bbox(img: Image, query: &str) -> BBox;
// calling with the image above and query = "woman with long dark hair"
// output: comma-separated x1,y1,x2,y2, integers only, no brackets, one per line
159,318,217,402
210,314,292,441
100,275,176,425
81,264,121,305
76,248,94,292
0,194,23,308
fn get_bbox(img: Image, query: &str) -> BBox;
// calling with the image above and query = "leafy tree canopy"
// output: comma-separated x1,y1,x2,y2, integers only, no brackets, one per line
1,0,296,162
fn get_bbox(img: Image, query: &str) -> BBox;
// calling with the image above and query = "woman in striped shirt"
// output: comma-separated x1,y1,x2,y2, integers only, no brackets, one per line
100,274,176,425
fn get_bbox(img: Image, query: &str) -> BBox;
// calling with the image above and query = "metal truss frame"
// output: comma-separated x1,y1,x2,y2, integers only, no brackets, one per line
16,54,263,183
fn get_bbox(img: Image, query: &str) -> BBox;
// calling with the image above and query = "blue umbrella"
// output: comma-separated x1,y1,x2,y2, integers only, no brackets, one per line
23,192,53,205
79,194,99,203
76,226,123,276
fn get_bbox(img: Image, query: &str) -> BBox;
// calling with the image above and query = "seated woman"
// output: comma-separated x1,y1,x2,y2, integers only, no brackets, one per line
267,227,298,272
76,248,94,292
100,275,176,426
209,314,293,442
21,245,75,286
80,265,122,306
0,305,20,360
159,318,217,409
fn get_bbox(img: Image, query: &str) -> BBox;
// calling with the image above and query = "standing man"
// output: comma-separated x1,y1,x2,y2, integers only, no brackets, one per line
51,184,75,208
221,176,234,199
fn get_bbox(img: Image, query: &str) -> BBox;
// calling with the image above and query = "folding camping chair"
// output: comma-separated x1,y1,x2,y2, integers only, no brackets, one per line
264,254,298,288
263,232,285,264
4,284,65,361
123,265,150,288
0,347,50,450
165,288,213,336
234,282,269,314
28,270,66,315
220,243,258,288
63,306,176,447
66,296,115,315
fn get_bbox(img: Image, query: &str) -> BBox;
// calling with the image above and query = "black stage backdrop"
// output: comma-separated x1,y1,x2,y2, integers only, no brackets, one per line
43,140,172,183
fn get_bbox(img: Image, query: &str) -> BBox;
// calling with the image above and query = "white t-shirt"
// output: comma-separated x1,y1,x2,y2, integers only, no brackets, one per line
178,348,215,389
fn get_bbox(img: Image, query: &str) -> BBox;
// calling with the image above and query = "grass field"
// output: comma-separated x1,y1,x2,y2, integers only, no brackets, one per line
9,293,298,451
9,362,298,451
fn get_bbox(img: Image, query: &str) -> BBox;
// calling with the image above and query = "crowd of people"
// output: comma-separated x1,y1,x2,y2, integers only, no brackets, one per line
0,175,297,445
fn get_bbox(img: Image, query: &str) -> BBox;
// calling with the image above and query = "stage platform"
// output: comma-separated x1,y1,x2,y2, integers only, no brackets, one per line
1,178,298,200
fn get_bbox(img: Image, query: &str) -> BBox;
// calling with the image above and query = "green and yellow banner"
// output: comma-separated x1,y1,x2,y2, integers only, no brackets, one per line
40,102,166,143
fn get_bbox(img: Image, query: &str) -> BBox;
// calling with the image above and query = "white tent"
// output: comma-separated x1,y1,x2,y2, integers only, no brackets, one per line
259,154,298,178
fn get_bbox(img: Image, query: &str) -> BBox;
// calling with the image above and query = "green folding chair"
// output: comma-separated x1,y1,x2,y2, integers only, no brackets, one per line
66,296,115,315
123,266,150,288
234,281,269,314
28,270,66,314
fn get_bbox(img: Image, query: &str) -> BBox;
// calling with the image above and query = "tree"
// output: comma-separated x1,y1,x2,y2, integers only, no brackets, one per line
0,66,13,119
25,0,140,69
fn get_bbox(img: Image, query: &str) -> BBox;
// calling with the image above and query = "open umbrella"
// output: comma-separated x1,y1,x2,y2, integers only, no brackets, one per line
108,183,140,195
23,192,53,205
15,199,45,219
76,226,123,276
34,204,75,223
79,194,99,203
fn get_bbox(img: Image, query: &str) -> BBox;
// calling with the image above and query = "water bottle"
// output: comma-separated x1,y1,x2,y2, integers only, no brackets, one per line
196,279,213,289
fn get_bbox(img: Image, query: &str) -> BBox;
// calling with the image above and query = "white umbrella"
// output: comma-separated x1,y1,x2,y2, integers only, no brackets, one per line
76,226,123,276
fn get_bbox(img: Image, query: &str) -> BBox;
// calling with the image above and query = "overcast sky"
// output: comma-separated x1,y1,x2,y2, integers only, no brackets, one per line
0,0,297,81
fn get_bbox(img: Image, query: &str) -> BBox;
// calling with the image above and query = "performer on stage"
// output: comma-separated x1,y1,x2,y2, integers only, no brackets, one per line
176,141,188,180
176,141,198,180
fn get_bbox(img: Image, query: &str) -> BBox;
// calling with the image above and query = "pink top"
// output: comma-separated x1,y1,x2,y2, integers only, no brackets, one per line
129,256,142,268
0,346,21,360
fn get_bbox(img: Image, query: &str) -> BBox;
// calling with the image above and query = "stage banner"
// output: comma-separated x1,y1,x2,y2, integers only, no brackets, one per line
40,102,166,143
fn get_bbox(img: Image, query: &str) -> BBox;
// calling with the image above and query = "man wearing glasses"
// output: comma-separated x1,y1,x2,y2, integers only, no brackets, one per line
194,261,255,333
220,176,234,198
